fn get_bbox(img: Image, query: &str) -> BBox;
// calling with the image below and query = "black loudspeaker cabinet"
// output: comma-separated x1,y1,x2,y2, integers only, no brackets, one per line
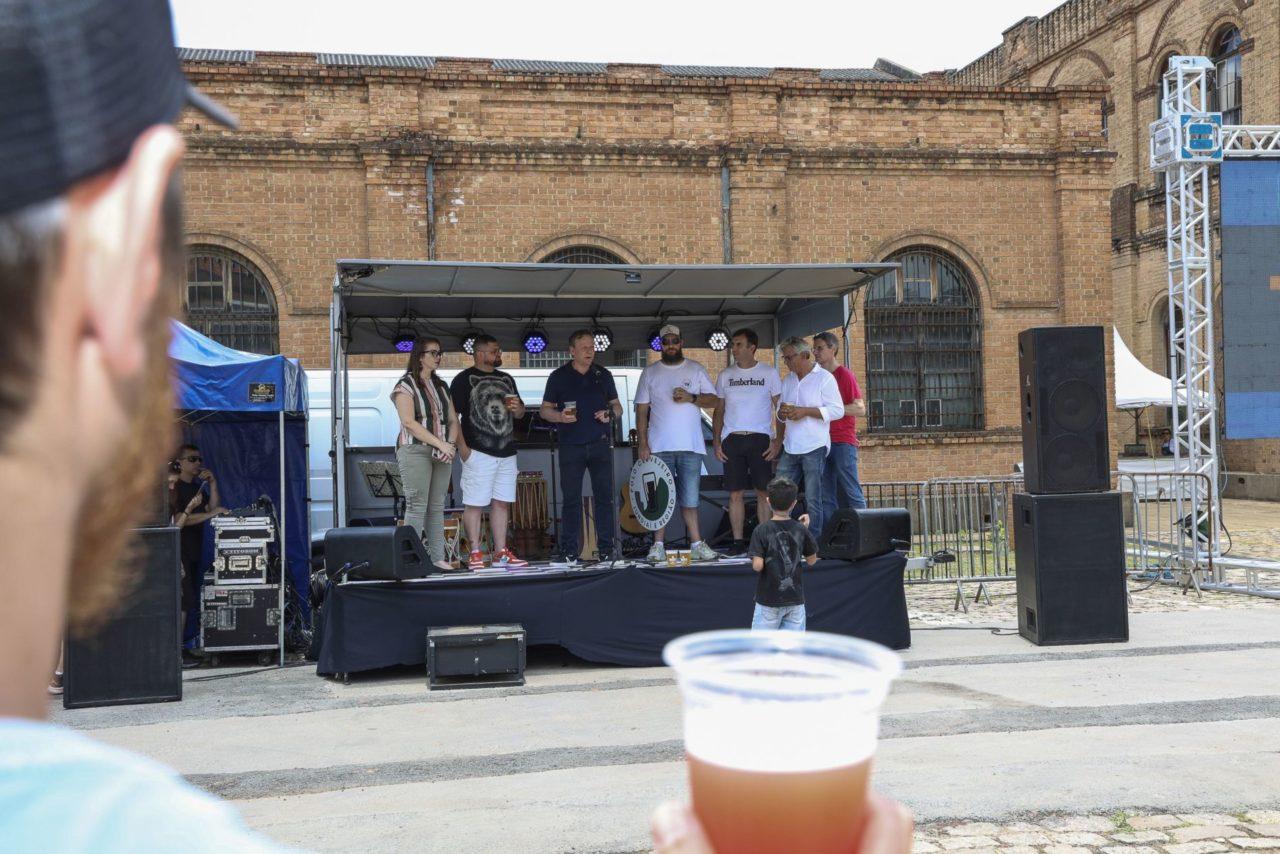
324,525,428,581
1018,326,1110,494
427,624,526,689
818,508,912,561
64,527,182,709
1014,491,1128,646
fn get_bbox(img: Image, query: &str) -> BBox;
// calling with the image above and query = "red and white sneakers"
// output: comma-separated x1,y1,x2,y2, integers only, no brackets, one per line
493,548,529,568
468,549,487,570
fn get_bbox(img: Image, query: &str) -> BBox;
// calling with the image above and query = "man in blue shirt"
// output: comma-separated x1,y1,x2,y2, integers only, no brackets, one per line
0,1,286,850
540,330,624,564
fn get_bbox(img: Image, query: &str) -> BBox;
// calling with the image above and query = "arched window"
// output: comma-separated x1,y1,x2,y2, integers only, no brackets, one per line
1154,53,1177,119
524,245,646,368
183,248,279,355
1211,26,1243,124
864,249,983,432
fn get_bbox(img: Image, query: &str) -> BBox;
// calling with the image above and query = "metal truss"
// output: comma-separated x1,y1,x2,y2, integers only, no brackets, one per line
1152,57,1280,577
1220,125,1280,156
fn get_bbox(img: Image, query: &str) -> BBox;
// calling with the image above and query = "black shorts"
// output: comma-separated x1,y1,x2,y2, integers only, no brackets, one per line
722,432,773,492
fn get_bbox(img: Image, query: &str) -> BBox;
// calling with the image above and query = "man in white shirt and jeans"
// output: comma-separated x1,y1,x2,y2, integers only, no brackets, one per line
635,324,719,563
774,336,846,542
712,328,782,554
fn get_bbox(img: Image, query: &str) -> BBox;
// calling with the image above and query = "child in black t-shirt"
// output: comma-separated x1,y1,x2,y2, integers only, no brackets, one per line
747,477,819,631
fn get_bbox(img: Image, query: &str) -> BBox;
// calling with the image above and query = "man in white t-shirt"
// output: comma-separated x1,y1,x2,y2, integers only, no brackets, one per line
775,336,846,541
712,328,782,554
635,324,719,563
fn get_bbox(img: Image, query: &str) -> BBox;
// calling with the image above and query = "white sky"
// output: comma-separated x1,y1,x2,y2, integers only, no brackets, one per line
172,0,1065,74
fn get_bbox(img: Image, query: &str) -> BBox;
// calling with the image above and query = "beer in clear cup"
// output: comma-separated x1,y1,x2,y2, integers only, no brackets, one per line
563,400,577,419
663,630,901,853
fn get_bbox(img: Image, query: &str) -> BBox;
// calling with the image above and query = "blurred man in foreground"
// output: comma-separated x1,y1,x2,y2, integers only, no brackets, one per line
0,0,284,849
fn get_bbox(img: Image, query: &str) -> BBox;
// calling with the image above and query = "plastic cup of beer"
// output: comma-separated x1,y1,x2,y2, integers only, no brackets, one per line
563,400,578,419
504,393,520,407
663,630,902,854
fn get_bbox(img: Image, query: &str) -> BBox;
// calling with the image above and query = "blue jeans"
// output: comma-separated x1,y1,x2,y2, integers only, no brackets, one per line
559,437,616,559
752,602,806,631
656,450,703,509
821,442,867,527
777,446,828,539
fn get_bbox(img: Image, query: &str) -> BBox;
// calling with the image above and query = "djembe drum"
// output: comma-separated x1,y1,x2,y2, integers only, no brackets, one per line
513,471,550,559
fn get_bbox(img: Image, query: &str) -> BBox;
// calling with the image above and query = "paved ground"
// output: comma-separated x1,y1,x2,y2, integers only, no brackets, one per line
50,558,1280,854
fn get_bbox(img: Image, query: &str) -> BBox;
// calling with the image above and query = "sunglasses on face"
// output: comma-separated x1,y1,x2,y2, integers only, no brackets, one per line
662,337,681,345
183,455,202,463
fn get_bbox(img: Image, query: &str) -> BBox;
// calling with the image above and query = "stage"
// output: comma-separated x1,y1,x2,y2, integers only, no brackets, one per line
312,553,909,676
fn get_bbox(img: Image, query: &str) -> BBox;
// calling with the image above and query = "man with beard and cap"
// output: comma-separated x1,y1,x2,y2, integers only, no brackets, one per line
450,333,531,569
0,0,285,849
634,323,719,563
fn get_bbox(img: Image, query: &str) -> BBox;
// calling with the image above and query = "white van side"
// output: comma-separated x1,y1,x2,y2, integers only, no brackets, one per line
306,366,651,538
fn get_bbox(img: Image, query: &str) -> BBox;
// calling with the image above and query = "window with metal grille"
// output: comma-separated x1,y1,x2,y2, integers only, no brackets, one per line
526,245,647,368
864,249,983,433
183,249,279,355
1211,27,1243,125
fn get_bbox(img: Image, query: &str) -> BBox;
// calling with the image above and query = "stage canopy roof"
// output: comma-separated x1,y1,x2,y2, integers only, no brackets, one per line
334,260,899,355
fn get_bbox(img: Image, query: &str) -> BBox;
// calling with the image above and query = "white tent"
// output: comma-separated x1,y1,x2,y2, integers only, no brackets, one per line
1114,326,1186,410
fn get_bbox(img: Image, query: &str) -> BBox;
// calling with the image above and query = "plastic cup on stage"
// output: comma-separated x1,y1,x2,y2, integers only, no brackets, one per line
663,630,901,854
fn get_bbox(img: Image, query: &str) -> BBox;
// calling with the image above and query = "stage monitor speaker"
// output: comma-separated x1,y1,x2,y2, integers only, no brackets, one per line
1014,491,1128,646
1018,325,1110,494
818,508,911,561
324,525,428,581
64,527,182,709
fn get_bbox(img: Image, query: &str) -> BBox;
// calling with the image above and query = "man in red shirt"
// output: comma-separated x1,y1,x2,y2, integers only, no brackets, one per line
812,333,868,528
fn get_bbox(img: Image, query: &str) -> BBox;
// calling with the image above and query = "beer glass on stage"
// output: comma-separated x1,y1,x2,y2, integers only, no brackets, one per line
663,630,901,854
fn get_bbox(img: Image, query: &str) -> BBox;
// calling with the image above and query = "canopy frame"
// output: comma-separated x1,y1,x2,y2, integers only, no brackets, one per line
328,260,898,529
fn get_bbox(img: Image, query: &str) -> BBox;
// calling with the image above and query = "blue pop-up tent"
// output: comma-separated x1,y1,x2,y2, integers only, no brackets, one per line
169,321,309,663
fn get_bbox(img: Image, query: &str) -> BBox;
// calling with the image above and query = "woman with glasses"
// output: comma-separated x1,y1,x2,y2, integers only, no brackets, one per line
392,338,461,571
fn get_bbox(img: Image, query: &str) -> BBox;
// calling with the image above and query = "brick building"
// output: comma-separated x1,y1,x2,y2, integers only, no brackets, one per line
177,50,1113,483
950,0,1280,475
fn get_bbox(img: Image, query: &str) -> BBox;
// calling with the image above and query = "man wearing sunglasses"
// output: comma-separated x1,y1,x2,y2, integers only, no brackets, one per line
635,324,719,563
169,444,227,664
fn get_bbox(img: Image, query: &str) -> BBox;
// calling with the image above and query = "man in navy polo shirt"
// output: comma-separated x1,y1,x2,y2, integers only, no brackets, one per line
540,330,624,565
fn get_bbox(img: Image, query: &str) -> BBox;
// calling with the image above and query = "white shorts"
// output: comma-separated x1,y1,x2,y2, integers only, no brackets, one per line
460,450,518,506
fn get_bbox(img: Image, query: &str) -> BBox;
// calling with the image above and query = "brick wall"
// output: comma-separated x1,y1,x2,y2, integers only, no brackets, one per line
177,54,1113,482
951,0,1280,475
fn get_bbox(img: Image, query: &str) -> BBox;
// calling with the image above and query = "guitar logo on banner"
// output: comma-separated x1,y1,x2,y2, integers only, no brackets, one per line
628,457,677,532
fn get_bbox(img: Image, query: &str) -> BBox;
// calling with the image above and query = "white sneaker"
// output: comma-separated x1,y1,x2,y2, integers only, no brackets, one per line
549,553,580,568
690,541,719,562
646,541,667,564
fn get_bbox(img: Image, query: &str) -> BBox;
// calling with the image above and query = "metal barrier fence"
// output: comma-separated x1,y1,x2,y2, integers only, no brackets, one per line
863,477,1023,583
861,469,1279,604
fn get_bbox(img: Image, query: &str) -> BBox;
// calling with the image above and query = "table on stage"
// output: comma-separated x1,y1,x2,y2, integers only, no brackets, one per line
312,554,910,676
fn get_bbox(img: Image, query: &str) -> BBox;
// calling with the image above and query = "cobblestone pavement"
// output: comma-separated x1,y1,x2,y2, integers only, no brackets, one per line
914,810,1280,853
1220,499,1280,561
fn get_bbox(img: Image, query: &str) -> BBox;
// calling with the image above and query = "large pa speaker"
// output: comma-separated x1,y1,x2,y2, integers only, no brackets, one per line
64,527,182,709
1014,491,1128,645
324,525,429,581
1018,326,1110,494
818,508,912,561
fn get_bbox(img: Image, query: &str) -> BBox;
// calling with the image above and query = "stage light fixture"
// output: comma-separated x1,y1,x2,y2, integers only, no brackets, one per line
648,326,664,352
523,326,550,355
393,333,416,353
706,324,731,352
591,324,613,352
460,332,478,355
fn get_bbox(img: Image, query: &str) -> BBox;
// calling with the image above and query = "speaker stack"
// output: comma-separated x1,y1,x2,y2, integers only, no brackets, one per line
1015,326,1128,645
63,527,183,708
